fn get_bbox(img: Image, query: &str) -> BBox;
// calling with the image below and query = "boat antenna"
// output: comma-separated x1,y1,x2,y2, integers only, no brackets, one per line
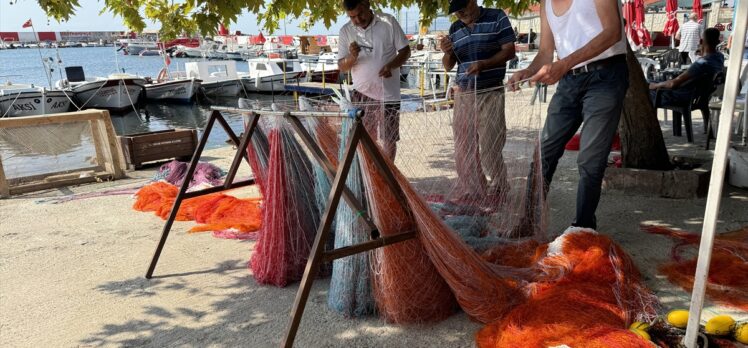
55,45,64,82
27,20,53,87
114,41,122,73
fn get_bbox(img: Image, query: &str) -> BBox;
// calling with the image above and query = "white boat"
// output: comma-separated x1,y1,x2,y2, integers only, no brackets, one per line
300,52,340,83
173,44,204,58
145,70,201,102
139,50,161,57
55,67,146,112
185,60,242,97
121,39,158,55
240,57,303,93
0,82,71,117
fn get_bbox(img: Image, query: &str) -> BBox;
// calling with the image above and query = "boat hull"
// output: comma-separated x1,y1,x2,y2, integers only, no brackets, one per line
242,74,300,93
145,79,201,102
0,90,71,117
201,79,241,97
71,79,145,112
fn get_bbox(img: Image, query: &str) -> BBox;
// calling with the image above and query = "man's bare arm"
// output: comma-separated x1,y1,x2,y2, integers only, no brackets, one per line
525,0,555,75
556,0,623,70
650,71,692,90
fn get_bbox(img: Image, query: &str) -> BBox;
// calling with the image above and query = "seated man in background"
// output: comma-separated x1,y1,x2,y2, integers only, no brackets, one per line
649,28,724,107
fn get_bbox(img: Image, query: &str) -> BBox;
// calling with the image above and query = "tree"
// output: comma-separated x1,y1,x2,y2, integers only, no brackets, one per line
33,0,534,39
34,0,670,169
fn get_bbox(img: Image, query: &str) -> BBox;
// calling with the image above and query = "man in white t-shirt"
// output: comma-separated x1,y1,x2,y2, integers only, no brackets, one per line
338,0,410,160
676,13,703,64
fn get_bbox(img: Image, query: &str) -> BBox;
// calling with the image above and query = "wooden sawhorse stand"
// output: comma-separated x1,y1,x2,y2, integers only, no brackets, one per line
144,108,418,348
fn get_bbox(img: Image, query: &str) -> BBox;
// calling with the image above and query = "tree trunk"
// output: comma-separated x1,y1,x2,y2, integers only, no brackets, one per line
619,45,673,170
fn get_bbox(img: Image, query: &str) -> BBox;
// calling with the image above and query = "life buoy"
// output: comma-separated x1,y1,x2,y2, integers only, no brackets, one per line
157,68,168,83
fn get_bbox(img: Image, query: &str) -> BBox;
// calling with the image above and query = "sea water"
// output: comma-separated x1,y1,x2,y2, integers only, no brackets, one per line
0,47,291,179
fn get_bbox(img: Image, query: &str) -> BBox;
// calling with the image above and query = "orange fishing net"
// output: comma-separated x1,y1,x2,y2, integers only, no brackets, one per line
132,182,262,235
359,149,458,323
475,231,657,348
643,225,748,311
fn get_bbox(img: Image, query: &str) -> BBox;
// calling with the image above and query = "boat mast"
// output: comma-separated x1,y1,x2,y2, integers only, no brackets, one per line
27,20,53,88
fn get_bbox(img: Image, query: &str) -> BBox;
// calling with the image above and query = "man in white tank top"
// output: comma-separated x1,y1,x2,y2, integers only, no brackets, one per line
508,0,628,230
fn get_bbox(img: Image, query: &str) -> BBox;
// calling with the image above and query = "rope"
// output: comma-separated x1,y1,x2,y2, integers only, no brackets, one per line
1,90,23,118
59,85,82,111
78,79,109,109
121,77,141,116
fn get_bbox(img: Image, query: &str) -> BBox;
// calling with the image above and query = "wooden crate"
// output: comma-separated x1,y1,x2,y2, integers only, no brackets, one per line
0,109,126,198
118,129,198,169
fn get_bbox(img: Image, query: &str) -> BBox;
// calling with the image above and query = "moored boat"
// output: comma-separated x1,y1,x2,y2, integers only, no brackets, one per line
55,67,145,112
0,82,71,117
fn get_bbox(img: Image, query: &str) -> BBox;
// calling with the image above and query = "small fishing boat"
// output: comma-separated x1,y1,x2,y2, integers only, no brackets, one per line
145,69,201,102
0,81,71,117
240,57,303,93
55,67,146,112
185,60,241,97
300,52,340,83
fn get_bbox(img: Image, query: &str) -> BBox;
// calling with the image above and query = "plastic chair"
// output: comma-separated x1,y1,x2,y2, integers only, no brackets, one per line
655,71,723,143
637,58,658,81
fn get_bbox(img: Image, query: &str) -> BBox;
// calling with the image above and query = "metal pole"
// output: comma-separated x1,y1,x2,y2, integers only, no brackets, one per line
683,0,748,346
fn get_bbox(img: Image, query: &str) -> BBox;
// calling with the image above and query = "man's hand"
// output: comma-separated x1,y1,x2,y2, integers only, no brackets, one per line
649,82,659,90
466,60,484,75
508,69,533,91
378,63,393,78
439,35,454,55
530,60,571,85
349,42,361,60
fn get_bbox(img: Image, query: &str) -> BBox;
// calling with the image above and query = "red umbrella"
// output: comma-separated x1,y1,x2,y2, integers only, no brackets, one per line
250,32,266,45
663,0,680,37
693,0,703,22
634,0,652,47
623,0,641,46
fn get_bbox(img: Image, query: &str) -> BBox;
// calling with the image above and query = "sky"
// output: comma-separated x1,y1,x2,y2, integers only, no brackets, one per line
0,0,452,35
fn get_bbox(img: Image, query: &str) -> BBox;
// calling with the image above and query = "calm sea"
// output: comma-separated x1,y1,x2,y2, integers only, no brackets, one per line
0,47,293,179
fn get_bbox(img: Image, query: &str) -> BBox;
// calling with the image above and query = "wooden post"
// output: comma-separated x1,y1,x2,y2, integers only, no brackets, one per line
322,62,326,90
145,110,254,279
88,119,108,172
281,112,416,347
683,1,748,347
283,113,378,235
282,118,365,348
0,154,9,198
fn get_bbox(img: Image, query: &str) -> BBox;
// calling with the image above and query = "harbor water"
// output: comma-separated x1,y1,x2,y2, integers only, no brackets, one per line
0,47,293,179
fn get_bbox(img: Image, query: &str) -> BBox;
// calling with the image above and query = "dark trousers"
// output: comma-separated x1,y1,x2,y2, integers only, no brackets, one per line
680,52,690,65
541,57,629,229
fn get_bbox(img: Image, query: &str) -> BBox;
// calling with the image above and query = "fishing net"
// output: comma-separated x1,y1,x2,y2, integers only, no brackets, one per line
249,117,320,287
0,121,98,184
233,78,657,345
132,181,262,236
643,224,748,311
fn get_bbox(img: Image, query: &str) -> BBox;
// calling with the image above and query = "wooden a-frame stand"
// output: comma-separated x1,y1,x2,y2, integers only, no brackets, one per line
144,108,417,347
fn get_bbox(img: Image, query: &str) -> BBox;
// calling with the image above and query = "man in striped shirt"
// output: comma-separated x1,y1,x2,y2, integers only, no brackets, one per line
440,0,516,201
676,13,702,64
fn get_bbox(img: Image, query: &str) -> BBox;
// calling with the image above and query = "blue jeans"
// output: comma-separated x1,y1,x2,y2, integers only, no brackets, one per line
541,57,629,229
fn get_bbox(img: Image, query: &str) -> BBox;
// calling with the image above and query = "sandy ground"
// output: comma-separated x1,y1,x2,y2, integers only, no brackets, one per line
1,91,748,347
